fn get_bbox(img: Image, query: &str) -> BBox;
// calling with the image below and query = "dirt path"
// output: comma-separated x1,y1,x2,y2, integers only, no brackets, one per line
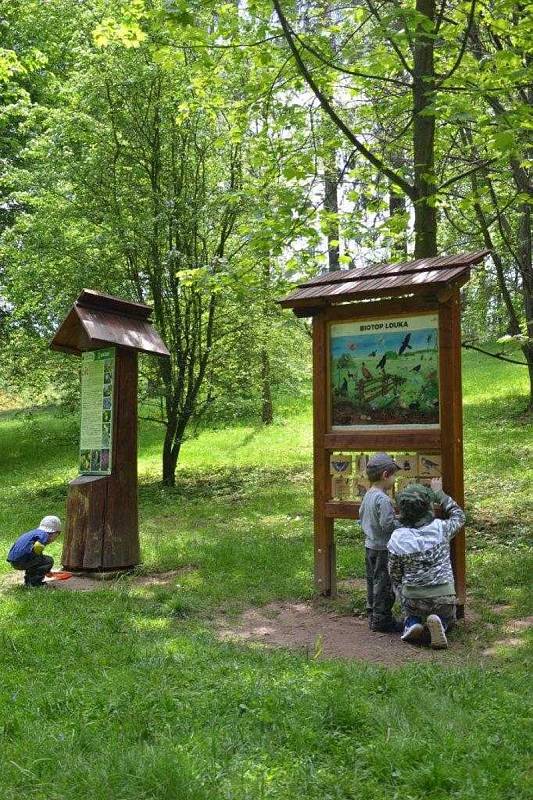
0,568,193,592
215,600,482,666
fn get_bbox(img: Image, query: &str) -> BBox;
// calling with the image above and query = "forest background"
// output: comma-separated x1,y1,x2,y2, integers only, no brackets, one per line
0,0,531,484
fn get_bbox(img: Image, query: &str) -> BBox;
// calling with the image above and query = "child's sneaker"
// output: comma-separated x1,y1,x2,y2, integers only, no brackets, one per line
401,622,425,643
427,614,448,649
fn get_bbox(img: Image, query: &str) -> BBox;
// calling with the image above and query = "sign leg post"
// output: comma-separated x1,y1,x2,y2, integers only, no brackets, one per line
313,314,337,596
439,290,466,617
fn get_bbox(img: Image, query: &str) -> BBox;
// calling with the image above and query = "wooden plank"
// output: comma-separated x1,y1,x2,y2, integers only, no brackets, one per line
102,348,140,569
299,250,489,286
279,272,470,311
324,430,441,451
63,475,107,570
439,291,466,616
323,297,439,322
50,291,170,357
324,501,361,519
76,288,153,320
75,306,170,357
313,314,336,596
49,307,93,355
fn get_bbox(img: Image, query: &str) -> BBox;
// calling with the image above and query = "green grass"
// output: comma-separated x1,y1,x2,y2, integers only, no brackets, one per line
0,349,531,799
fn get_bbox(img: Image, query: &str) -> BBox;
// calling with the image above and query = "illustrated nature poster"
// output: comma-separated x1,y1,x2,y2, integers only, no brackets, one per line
330,314,439,428
79,348,115,475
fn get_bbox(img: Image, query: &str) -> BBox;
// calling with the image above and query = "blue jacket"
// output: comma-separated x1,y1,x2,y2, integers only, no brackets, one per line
7,529,49,563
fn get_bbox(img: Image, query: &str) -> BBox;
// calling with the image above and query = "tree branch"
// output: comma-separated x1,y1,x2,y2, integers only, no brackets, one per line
289,26,411,87
364,0,414,76
461,342,527,365
437,158,497,192
436,0,477,85
271,0,415,200
139,415,169,426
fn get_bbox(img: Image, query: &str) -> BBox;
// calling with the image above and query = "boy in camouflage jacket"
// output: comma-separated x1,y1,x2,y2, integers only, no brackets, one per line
387,480,465,649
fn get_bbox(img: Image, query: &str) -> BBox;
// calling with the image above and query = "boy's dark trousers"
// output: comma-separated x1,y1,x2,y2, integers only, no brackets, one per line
10,554,54,586
365,548,395,628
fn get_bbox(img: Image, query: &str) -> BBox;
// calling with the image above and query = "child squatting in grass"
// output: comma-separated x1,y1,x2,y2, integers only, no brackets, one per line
388,482,466,649
6,515,62,587
358,452,403,633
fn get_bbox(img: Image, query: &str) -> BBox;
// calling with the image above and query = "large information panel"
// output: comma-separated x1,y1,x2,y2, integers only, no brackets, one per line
79,348,115,475
330,313,439,429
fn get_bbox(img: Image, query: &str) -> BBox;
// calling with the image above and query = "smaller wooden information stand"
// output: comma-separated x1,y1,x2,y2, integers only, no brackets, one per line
279,250,489,616
51,290,170,571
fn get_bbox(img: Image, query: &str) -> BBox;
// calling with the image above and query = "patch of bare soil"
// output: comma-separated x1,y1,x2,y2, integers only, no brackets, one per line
503,616,533,632
0,567,197,593
491,604,513,615
216,600,480,666
482,616,533,656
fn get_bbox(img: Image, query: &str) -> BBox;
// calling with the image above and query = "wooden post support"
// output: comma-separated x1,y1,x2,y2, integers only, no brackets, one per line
439,289,466,615
313,313,336,595
62,349,139,570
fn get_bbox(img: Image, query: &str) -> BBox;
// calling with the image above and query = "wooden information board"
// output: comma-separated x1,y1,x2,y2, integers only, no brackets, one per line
51,290,169,572
279,250,490,616
79,348,116,475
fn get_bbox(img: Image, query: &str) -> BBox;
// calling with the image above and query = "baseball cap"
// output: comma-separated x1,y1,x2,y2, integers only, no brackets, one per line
39,515,62,533
366,453,401,472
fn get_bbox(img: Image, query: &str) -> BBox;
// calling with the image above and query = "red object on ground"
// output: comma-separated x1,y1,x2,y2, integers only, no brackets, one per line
45,571,73,581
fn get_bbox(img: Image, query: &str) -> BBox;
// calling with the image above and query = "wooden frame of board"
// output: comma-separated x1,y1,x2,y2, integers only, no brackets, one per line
311,293,465,613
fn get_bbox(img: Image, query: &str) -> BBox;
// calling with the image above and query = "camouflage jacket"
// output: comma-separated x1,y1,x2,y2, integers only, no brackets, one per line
387,493,465,598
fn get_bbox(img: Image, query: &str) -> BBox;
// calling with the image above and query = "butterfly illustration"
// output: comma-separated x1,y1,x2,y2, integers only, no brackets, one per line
331,461,350,473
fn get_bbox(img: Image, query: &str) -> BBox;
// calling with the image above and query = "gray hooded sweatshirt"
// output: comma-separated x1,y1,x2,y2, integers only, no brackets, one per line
358,487,400,551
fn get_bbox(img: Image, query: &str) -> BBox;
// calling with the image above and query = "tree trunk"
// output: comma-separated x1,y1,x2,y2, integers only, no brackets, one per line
413,0,437,259
518,200,533,410
162,418,178,487
324,151,340,271
260,258,274,423
261,347,273,424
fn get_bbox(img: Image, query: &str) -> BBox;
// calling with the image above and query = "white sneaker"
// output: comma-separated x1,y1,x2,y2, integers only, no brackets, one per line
427,614,448,649
401,623,425,642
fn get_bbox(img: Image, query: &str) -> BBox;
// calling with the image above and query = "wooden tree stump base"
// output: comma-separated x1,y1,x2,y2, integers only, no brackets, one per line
62,473,139,571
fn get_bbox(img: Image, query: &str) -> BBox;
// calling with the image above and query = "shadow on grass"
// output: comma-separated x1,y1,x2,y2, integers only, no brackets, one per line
0,576,531,800
137,466,315,612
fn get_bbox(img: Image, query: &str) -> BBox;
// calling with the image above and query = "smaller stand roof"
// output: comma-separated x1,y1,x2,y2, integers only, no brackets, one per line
279,250,489,315
50,289,170,357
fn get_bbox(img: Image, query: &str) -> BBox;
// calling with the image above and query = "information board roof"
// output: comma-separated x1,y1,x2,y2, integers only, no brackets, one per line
278,250,489,314
50,289,170,357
